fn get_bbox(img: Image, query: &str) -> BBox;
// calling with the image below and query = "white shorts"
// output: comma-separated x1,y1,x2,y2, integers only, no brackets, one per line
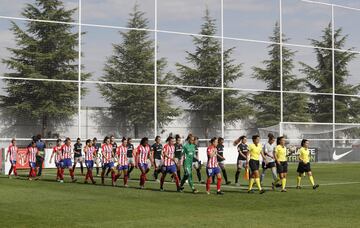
237,159,246,169
218,161,225,168
147,159,152,169
174,158,182,165
155,159,163,169
192,161,200,169
95,157,101,165
128,157,135,164
74,157,84,163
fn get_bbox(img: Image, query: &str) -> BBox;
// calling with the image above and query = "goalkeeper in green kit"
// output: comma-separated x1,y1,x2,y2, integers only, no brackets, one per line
180,135,199,194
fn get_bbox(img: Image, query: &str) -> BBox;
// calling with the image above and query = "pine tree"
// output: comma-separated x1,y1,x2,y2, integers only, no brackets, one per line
301,24,360,123
98,5,179,138
175,9,247,138
0,0,88,137
252,22,311,128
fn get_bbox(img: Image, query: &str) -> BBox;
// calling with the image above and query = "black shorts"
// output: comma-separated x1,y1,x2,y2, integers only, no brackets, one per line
249,159,260,172
276,161,288,174
262,161,276,169
297,162,311,173
36,156,44,166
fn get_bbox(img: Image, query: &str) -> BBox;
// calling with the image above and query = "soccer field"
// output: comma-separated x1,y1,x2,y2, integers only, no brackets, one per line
0,163,359,228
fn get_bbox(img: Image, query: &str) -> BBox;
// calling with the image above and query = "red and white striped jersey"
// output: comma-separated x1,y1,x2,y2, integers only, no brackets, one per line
116,145,128,166
137,144,150,164
7,144,18,161
84,146,95,161
61,144,73,159
207,145,218,168
163,144,175,166
52,146,62,162
27,147,38,163
102,144,113,163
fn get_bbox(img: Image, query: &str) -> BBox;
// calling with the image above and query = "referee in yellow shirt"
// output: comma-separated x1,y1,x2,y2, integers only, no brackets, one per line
296,139,319,190
275,136,290,192
246,135,265,194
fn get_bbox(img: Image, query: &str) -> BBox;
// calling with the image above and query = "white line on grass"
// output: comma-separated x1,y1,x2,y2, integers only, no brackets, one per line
6,173,360,191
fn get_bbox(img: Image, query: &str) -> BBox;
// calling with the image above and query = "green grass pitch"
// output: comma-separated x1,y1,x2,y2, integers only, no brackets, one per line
0,163,359,227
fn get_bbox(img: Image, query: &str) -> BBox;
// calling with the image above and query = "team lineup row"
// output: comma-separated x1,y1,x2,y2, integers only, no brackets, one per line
5,133,319,194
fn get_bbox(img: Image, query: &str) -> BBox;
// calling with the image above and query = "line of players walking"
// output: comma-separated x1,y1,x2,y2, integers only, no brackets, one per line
5,133,319,194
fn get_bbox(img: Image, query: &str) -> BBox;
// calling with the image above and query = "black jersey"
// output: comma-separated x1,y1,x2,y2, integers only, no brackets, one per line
151,143,163,160
111,142,117,153
237,143,248,160
174,143,183,159
74,143,82,157
193,145,199,162
127,144,134,158
216,144,225,162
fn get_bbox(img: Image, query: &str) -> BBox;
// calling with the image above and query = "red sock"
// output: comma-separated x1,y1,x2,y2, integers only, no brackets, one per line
89,170,94,182
140,173,144,186
145,169,149,181
175,175,180,188
143,173,147,185
13,166,17,176
124,175,128,185
31,168,36,177
70,169,74,179
101,173,105,183
61,169,64,180
206,177,211,192
160,175,165,188
29,168,32,177
85,170,89,181
111,171,115,182
217,177,222,191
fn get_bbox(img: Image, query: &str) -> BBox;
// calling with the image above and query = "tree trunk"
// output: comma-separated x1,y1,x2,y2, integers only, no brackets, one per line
121,113,127,137
204,127,209,146
134,124,139,139
42,114,48,138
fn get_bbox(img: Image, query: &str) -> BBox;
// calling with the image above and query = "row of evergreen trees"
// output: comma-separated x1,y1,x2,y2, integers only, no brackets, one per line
1,0,359,138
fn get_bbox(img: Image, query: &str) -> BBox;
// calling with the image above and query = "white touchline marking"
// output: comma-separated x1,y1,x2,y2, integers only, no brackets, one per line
6,173,360,190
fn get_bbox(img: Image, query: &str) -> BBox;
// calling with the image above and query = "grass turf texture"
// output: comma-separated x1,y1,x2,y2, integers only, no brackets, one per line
0,163,359,227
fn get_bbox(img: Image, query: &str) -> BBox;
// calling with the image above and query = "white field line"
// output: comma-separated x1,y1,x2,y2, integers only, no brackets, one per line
4,173,360,191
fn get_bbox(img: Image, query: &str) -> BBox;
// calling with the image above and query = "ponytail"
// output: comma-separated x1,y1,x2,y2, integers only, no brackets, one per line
268,133,275,140
103,136,110,144
140,137,148,146
210,137,217,144
166,136,174,143
186,133,193,141
233,135,246,146
252,135,260,141
277,136,285,145
301,139,308,147
218,137,224,143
